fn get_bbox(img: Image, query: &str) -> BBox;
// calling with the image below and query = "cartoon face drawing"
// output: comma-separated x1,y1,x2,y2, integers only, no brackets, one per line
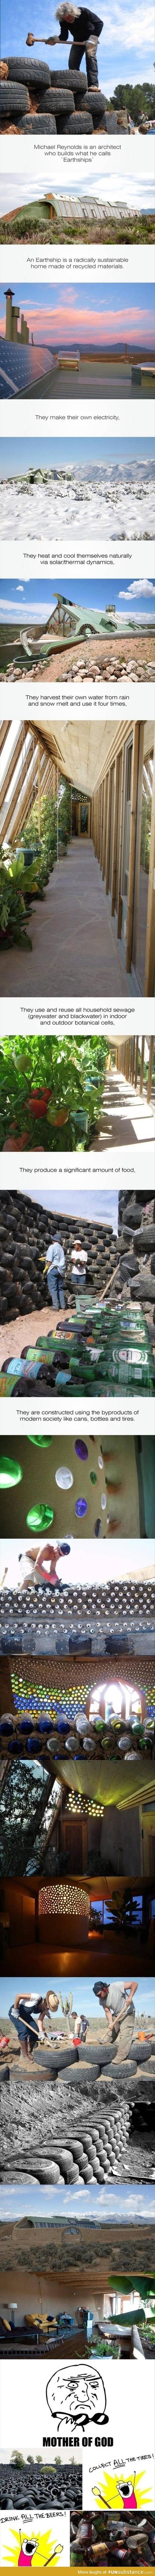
18,2547,38,2567
46,2365,108,2433
117,2479,137,2511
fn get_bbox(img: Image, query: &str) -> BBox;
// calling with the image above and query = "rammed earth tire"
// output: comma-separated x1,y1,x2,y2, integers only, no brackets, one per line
21,110,57,126
41,85,73,109
67,108,93,126
87,86,106,117
7,54,51,81
48,63,87,86
1,78,29,111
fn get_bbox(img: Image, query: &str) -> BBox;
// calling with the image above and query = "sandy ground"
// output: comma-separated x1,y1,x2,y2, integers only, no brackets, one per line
4,632,155,685
0,1301,71,1366
0,2220,153,2272
1,2017,154,2078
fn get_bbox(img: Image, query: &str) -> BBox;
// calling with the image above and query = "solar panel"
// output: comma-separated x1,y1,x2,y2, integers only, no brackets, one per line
0,341,57,396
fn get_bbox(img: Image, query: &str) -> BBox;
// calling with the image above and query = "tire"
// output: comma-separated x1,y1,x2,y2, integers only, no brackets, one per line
41,85,73,110
132,2041,153,2064
132,1274,154,1301
67,108,93,126
21,111,56,126
89,91,106,122
46,64,87,86
7,54,51,82
1,78,29,112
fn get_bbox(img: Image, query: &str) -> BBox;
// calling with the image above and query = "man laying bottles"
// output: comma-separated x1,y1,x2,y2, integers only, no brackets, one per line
27,0,103,89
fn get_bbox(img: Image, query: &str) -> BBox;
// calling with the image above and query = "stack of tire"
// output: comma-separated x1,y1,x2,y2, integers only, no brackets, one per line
1,2096,131,2180
0,1191,119,1325
0,55,107,128
118,1190,155,1340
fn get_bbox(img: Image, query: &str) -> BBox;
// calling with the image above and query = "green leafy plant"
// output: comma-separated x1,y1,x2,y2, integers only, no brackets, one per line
0,851,32,950
0,1033,109,1153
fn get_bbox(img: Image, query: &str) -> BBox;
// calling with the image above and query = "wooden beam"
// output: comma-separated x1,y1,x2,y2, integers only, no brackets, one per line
0,721,10,756
147,1035,154,1102
134,1036,139,1088
125,1040,130,1081
5,738,38,843
38,739,41,839
139,1035,145,1095
99,779,103,869
125,724,139,975
0,724,26,815
11,747,48,842
131,722,144,972
105,766,111,894
111,755,119,914
144,744,155,995
102,775,107,879
117,744,125,940
1,751,34,842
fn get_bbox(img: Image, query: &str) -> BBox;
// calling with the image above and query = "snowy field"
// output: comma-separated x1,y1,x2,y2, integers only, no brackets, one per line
1,465,154,544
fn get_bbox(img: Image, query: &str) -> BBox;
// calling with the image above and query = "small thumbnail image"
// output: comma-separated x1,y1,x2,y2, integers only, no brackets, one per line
1,282,154,404
0,2515,70,2565
70,2506,155,2559
1,166,155,247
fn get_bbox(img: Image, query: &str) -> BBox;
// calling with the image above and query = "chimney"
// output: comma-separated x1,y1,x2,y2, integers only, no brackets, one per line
21,314,29,344
12,306,20,344
5,288,14,340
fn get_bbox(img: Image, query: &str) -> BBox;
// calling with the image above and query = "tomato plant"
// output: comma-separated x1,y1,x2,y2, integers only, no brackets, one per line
0,1035,111,1153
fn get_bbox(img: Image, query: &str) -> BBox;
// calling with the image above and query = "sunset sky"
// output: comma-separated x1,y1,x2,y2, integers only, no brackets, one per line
1,283,154,348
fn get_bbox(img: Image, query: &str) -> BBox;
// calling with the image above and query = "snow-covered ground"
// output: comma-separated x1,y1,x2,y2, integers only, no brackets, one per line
1,466,154,543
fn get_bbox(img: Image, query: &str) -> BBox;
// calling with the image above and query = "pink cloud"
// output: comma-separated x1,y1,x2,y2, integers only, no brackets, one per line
1,287,153,351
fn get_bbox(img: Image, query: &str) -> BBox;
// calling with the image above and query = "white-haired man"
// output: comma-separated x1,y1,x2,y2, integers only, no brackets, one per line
27,0,103,86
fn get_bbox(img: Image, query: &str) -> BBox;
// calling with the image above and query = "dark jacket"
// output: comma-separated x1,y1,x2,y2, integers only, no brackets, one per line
59,8,103,35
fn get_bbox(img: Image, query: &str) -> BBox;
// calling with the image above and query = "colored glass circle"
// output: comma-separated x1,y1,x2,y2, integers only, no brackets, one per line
74,1440,88,1459
55,1467,73,1489
101,1492,107,1510
0,1456,23,1488
74,1496,87,1517
26,1505,54,1532
98,1453,103,1469
90,1472,97,1484
28,1436,50,1448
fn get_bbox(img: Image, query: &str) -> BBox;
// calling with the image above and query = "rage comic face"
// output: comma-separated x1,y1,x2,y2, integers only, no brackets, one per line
18,2548,38,2567
46,2364,108,2435
117,2480,137,2512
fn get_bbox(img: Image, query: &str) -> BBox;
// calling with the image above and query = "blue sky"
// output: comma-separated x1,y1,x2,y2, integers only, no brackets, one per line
1,2182,154,2223
1,283,154,349
1,0,155,93
1,1975,154,2018
1,576,155,626
28,1185,118,1225
1,435,154,480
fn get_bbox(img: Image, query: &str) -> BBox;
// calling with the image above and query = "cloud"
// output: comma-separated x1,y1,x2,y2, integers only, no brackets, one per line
119,578,155,597
2,284,154,353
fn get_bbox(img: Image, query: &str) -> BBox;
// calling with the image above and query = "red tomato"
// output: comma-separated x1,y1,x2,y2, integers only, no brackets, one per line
28,1098,47,1119
31,1085,52,1103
